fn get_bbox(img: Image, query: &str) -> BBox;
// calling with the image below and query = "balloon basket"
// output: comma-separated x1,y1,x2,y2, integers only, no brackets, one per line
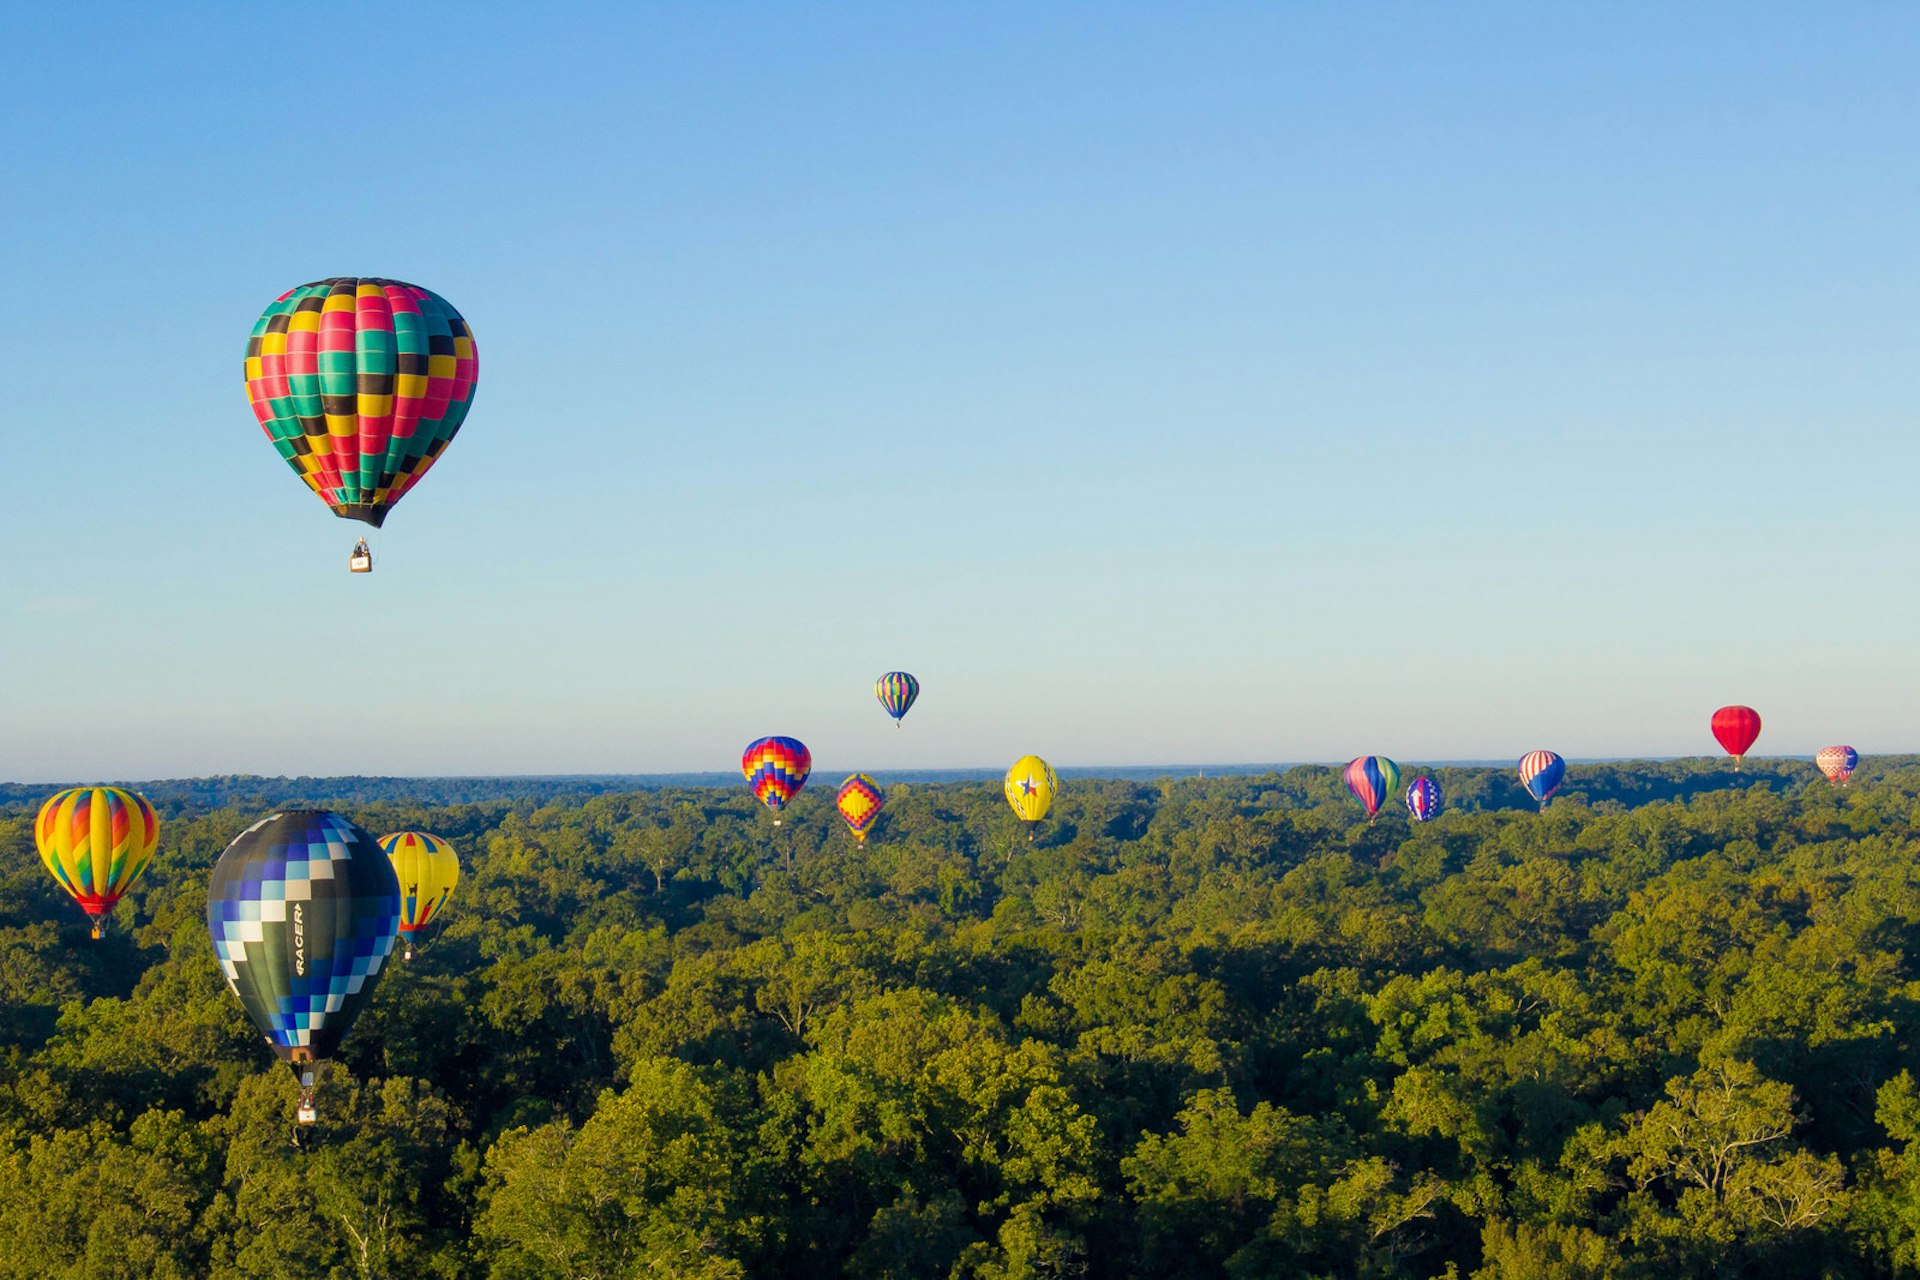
296,1063,318,1124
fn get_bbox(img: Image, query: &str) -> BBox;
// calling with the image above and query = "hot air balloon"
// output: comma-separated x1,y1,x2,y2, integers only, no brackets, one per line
1816,745,1858,787
836,774,885,844
1343,756,1401,826
1711,705,1762,770
34,787,160,939
1405,777,1442,823
743,737,812,825
1518,751,1566,811
207,811,401,1123
244,278,478,571
378,832,460,960
1004,755,1058,839
875,672,920,725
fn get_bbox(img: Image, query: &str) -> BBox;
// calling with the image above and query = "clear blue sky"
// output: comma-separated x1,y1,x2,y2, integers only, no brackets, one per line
2,2,1915,781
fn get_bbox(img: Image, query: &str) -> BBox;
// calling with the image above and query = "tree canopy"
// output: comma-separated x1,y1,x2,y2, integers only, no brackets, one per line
3,755,1919,1278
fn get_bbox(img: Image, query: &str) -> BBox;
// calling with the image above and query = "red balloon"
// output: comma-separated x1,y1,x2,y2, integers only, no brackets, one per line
1711,705,1762,765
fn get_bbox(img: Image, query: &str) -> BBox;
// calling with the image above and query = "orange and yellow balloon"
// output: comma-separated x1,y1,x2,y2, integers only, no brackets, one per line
378,831,460,959
35,787,160,938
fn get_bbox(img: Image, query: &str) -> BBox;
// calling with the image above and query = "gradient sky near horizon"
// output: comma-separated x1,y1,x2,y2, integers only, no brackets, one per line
2,2,1916,782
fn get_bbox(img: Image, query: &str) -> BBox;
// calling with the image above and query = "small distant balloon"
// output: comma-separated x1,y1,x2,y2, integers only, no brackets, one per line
1518,751,1566,811
1711,705,1762,770
1343,756,1401,826
1004,756,1058,837
35,787,160,939
1405,777,1442,823
875,672,920,725
378,832,460,960
1816,745,1858,787
742,737,812,825
836,774,885,844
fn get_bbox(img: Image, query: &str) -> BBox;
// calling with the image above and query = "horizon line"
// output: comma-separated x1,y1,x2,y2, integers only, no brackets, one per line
0,752,1885,789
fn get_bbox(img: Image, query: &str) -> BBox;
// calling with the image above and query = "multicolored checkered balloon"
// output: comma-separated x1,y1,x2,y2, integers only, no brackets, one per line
244,278,477,527
35,787,160,938
836,774,885,843
207,811,401,1068
742,737,812,824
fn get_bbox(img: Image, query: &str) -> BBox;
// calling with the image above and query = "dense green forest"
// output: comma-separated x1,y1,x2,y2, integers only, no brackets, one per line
5,757,1920,1278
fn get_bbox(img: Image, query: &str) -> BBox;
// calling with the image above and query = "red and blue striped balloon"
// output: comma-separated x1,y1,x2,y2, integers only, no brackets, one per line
1344,756,1401,825
1518,750,1566,810
1405,777,1442,823
875,672,920,724
742,736,812,823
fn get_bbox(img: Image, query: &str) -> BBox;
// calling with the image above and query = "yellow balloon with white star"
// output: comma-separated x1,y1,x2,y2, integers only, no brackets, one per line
1003,755,1058,825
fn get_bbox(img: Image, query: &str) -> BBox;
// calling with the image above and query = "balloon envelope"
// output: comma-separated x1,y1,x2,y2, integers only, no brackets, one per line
1343,756,1401,822
1405,777,1442,823
207,811,401,1065
875,672,920,723
742,737,812,814
1816,745,1858,786
1711,705,1762,762
378,832,460,938
244,278,478,527
1518,751,1566,808
1004,756,1058,825
836,774,885,842
35,787,160,935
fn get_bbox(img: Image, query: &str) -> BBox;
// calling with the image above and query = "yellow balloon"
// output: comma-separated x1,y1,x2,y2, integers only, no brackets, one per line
1004,755,1058,827
378,832,460,952
34,786,160,938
